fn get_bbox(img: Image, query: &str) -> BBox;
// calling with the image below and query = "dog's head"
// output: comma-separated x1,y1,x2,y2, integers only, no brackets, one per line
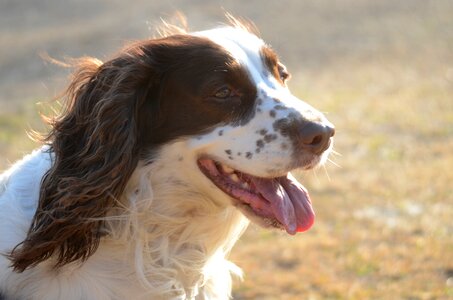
10,22,334,271
191,27,334,235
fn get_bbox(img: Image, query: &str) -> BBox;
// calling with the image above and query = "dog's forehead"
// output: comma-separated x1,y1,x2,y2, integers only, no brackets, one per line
194,27,315,113
194,27,267,81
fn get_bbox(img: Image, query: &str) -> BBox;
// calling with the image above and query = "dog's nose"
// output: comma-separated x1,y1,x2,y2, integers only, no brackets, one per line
298,122,335,155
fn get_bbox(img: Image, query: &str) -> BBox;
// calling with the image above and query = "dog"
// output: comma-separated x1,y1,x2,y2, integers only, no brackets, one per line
0,19,335,300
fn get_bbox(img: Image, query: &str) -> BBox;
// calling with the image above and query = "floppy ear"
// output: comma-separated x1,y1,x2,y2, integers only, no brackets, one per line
9,48,157,271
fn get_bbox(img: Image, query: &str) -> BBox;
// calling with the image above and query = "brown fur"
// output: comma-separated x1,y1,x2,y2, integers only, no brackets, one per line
9,48,155,271
9,34,258,272
260,46,290,84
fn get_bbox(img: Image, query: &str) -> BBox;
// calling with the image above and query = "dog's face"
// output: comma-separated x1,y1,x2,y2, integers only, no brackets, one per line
10,25,335,272
143,27,335,234
192,27,334,172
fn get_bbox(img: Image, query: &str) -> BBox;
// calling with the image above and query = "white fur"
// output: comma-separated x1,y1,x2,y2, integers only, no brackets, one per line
0,143,249,300
0,26,333,299
0,143,251,300
194,27,333,176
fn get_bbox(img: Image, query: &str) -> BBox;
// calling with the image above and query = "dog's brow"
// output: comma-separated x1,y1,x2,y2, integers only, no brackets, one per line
260,46,280,80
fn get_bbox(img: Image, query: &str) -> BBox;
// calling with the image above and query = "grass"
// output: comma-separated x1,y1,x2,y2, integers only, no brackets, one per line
0,101,46,166
1,0,452,299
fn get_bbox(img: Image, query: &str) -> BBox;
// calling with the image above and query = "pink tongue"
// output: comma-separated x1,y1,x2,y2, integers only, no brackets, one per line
251,173,315,235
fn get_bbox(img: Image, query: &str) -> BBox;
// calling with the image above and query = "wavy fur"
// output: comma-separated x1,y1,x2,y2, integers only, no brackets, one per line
9,52,156,270
2,26,254,300
0,19,335,300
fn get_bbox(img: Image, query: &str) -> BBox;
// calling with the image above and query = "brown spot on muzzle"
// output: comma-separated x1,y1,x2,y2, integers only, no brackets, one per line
274,105,287,110
263,133,277,143
258,129,268,135
273,118,290,136
269,110,276,118
256,139,265,148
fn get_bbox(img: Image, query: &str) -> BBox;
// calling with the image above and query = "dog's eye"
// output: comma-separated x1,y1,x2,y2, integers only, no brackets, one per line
214,87,232,99
278,64,290,82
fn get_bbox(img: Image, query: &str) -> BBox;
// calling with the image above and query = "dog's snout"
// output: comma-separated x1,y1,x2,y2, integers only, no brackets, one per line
298,122,335,154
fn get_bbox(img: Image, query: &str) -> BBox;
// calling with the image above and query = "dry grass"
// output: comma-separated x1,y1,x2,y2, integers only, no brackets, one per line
1,0,452,299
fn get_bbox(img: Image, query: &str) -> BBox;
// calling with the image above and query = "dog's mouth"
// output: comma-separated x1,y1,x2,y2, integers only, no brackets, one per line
197,158,314,235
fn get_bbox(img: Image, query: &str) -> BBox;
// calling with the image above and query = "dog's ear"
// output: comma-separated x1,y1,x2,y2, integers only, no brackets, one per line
9,46,158,271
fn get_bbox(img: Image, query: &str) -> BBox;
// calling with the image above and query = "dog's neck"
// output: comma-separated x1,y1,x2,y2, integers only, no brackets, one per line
111,152,250,299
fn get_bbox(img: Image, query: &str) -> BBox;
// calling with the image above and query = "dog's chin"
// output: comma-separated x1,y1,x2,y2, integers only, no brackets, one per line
197,157,316,235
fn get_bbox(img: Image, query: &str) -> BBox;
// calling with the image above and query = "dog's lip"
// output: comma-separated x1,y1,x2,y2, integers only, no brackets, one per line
197,157,315,234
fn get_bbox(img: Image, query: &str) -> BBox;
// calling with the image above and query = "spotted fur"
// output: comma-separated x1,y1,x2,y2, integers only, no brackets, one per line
0,21,334,300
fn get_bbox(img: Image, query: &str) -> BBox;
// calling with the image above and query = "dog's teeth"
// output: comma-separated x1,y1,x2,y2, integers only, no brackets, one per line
230,174,240,182
241,182,249,189
222,165,234,173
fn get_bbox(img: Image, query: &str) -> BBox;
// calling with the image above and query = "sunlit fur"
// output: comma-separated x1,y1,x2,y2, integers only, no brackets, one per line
0,19,333,299
0,25,255,300
0,146,249,299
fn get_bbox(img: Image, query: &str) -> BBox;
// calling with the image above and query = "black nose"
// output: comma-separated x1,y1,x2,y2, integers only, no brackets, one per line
298,122,335,154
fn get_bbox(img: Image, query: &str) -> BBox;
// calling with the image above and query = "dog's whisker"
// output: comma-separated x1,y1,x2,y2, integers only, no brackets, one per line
312,167,321,185
331,149,342,157
322,165,331,182
327,158,341,168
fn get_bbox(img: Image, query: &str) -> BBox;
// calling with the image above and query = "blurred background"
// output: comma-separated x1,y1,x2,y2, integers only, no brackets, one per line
1,0,452,299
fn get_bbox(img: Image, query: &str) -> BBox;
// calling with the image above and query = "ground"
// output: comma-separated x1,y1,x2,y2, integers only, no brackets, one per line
0,1,452,299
